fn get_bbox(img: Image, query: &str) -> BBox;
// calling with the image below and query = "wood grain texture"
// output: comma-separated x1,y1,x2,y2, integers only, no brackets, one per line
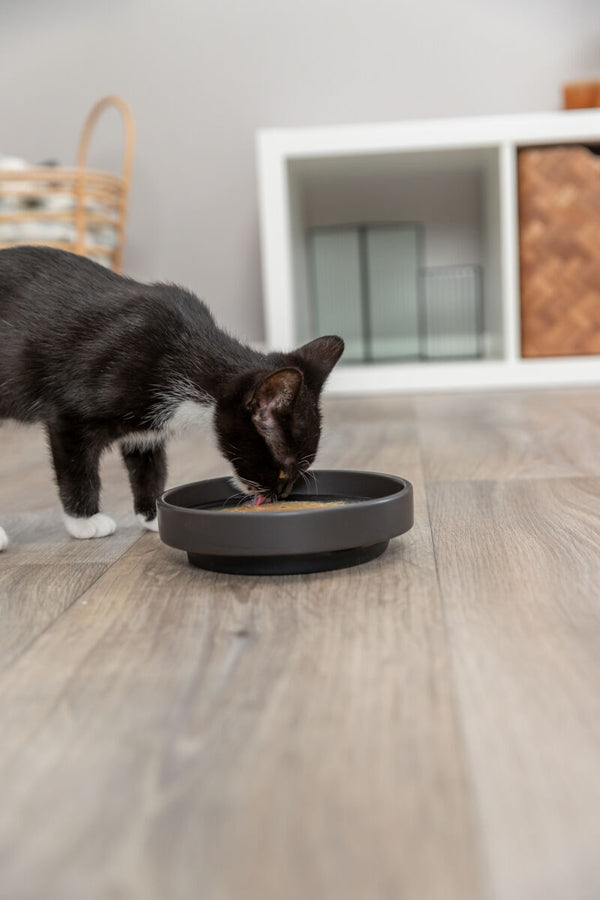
428,476,600,900
0,397,479,900
0,531,477,900
0,420,224,670
2,390,600,899
415,388,600,483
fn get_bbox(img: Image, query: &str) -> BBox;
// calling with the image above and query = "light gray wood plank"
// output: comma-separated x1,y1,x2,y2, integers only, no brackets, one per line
0,423,143,668
0,398,481,900
3,389,600,900
0,421,226,670
0,421,49,475
0,534,478,900
416,388,600,483
0,562,107,671
428,476,600,900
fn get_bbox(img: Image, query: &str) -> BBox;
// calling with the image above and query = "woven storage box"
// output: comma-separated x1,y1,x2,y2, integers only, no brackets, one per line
0,95,134,273
518,145,600,358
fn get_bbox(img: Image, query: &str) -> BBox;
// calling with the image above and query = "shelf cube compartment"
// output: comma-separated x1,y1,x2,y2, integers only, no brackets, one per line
258,111,600,391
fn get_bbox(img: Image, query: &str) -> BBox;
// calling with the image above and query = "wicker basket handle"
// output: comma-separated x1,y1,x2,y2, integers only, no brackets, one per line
74,95,135,272
76,95,135,185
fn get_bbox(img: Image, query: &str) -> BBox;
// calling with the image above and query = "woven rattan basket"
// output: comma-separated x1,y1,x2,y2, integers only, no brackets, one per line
518,145,600,358
0,95,135,273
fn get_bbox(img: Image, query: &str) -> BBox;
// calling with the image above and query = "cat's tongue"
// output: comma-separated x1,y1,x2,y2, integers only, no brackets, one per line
252,493,268,507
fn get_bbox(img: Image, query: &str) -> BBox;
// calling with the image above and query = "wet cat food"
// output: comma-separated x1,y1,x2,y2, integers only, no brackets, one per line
229,499,347,512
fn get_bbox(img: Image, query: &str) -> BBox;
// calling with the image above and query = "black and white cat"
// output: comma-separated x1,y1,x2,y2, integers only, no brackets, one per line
0,246,344,550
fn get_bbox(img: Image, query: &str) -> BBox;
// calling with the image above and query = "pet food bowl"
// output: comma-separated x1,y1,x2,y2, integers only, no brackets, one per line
157,469,413,575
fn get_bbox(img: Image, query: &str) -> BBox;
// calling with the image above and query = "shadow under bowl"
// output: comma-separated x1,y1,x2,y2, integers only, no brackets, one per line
157,469,414,576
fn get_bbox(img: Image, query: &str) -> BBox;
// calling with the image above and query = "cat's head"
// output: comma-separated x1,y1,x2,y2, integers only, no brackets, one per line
215,336,344,501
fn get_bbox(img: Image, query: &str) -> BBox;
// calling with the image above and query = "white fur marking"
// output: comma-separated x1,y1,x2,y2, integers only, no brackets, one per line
136,513,159,532
119,429,165,452
229,473,253,497
0,526,8,551
169,399,215,436
64,513,116,540
120,399,216,452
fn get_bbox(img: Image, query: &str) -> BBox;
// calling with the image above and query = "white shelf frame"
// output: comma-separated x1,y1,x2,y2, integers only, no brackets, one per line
256,110,600,393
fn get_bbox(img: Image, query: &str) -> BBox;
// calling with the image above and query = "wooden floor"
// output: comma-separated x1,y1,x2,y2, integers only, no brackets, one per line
2,387,600,900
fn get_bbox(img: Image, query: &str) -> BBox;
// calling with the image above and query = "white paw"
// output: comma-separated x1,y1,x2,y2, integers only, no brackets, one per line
0,526,8,551
136,513,159,532
64,513,117,540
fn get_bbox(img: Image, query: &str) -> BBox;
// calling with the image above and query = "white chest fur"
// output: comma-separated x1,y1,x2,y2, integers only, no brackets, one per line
120,399,215,451
168,399,215,435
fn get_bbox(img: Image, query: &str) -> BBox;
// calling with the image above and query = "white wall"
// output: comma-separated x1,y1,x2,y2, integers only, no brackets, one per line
1,0,599,342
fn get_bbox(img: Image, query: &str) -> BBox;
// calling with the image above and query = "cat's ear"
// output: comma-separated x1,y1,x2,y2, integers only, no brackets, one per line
247,367,303,432
294,335,344,385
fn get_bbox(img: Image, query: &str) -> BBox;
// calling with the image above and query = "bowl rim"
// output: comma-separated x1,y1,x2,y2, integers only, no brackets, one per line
158,468,410,515
156,469,414,558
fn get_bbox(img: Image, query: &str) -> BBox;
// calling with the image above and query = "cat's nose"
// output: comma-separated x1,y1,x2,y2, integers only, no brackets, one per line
280,477,298,499
276,470,296,499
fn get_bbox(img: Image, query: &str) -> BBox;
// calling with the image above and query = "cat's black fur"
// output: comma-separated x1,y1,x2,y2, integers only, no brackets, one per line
0,246,343,545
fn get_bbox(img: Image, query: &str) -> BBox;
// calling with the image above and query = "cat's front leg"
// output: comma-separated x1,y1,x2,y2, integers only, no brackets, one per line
0,526,8,551
46,421,116,540
120,440,167,532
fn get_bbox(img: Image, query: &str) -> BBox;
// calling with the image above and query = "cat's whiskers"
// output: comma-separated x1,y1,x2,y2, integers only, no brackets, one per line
299,468,317,493
299,470,311,490
226,489,252,508
296,456,317,494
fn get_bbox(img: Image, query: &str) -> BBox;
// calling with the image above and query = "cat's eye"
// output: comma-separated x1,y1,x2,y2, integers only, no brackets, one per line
278,470,286,480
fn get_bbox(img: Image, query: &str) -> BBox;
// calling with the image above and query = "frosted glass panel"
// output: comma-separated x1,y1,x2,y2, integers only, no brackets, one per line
310,230,364,363
310,226,483,364
421,266,483,359
366,226,421,360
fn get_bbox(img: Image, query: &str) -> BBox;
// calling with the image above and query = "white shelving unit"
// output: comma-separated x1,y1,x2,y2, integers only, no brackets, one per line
256,110,600,393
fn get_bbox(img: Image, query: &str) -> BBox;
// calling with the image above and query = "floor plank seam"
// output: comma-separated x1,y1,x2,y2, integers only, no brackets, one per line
415,405,490,899
0,532,146,675
424,472,600,488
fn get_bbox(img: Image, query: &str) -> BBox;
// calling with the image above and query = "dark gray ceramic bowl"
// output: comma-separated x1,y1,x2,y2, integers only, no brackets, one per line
157,469,413,575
